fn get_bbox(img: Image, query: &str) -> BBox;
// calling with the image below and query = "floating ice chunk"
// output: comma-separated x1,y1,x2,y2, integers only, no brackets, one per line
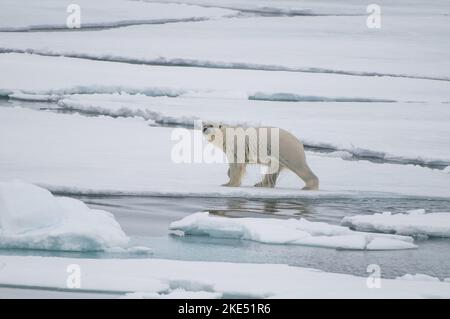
342,210,450,237
169,212,416,250
0,181,129,251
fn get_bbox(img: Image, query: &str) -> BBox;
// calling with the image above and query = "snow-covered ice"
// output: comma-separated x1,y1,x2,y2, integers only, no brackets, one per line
1,255,450,298
169,212,416,250
0,181,129,251
1,53,449,104
0,0,235,31
1,107,449,198
149,0,449,17
342,209,450,238
1,9,448,80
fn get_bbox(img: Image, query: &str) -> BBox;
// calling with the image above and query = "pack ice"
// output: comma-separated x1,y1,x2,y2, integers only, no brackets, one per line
0,181,129,251
169,212,417,250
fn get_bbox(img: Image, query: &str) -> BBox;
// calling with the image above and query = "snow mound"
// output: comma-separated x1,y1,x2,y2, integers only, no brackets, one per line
169,212,416,250
341,209,450,238
0,181,129,251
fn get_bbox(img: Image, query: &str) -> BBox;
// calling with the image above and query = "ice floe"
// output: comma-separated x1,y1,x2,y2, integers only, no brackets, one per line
342,209,450,238
169,212,416,250
0,181,129,251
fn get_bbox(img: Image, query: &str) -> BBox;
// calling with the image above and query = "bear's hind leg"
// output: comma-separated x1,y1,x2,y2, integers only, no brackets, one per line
222,163,246,187
254,159,283,188
254,165,283,188
254,171,279,188
296,167,319,190
281,160,319,190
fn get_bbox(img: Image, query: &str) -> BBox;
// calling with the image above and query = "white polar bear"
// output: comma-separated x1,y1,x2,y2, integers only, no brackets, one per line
202,122,319,190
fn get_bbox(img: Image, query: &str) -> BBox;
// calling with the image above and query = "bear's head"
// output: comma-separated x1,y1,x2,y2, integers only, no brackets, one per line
201,121,224,143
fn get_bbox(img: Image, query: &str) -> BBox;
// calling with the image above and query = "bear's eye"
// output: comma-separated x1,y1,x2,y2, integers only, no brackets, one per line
219,125,223,128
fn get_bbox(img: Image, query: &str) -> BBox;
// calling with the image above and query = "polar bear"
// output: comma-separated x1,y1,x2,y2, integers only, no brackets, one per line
202,122,319,190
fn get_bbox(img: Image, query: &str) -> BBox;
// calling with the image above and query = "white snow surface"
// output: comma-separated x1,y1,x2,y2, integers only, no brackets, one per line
1,9,449,80
1,53,449,104
0,0,235,31
1,107,450,198
342,210,450,238
169,212,416,250
0,181,129,251
1,255,450,298
148,0,450,16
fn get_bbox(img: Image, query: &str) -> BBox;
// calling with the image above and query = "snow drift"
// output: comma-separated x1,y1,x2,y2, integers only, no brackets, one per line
0,181,129,251
169,212,416,250
342,209,450,238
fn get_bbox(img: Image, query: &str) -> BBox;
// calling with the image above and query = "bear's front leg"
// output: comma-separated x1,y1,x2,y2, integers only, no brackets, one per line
222,163,245,187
